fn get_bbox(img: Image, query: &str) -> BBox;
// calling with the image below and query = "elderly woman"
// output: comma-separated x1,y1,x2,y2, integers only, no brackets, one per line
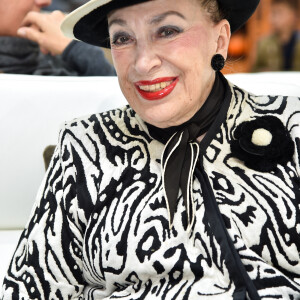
1,0,300,299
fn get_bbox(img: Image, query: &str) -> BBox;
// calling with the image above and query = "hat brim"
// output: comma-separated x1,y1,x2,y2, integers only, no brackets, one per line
61,0,260,48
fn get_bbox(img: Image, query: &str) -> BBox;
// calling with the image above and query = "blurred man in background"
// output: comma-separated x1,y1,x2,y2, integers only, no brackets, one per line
253,0,300,71
0,0,115,75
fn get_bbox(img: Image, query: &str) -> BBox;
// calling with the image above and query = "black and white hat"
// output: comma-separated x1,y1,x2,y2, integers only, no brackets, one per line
61,0,260,48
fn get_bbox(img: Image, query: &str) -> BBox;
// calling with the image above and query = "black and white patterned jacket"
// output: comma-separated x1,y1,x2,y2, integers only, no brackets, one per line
2,81,300,299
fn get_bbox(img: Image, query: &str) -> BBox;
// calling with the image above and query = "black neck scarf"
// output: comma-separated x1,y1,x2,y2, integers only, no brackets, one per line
146,72,226,228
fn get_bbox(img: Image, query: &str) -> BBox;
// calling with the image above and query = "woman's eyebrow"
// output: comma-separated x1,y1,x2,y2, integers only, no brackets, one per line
108,18,127,29
108,11,185,29
150,11,186,24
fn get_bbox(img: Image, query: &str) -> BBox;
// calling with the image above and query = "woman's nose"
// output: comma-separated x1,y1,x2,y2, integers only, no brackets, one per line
134,43,162,75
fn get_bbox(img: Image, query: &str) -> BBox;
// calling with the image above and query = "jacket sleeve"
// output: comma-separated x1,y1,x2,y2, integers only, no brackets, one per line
62,40,116,76
1,126,86,300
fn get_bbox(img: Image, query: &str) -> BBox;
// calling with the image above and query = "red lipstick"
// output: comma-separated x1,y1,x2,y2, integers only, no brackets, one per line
135,77,178,101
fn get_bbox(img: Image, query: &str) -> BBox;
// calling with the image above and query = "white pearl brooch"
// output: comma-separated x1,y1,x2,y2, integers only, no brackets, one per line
251,128,273,146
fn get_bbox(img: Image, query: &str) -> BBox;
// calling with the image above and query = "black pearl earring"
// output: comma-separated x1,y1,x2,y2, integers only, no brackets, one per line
211,54,225,71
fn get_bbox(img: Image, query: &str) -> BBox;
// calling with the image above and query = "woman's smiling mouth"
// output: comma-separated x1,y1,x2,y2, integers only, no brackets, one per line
135,77,179,100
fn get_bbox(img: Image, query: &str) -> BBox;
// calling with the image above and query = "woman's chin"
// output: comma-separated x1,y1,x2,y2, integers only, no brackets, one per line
134,102,173,126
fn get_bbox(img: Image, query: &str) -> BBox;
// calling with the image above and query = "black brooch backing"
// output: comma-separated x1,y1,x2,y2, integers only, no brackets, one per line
231,116,294,172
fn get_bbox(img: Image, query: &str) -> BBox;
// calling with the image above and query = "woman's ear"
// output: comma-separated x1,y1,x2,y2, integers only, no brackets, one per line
215,19,231,60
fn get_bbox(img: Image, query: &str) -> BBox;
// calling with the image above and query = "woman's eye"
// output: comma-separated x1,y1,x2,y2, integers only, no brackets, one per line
157,26,182,38
111,33,133,46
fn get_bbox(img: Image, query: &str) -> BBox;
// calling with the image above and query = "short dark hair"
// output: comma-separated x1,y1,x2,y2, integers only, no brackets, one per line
271,0,299,10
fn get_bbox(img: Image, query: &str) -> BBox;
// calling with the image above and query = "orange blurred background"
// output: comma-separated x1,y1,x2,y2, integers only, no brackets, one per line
224,0,300,73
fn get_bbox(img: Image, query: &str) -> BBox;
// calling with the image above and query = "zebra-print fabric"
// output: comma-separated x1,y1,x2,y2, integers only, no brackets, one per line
1,82,300,299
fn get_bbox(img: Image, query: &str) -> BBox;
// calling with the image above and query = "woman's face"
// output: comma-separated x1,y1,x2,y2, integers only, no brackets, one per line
108,0,230,128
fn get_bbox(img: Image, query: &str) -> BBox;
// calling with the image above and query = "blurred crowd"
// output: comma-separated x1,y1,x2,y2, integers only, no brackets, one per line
0,0,299,75
252,0,300,71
